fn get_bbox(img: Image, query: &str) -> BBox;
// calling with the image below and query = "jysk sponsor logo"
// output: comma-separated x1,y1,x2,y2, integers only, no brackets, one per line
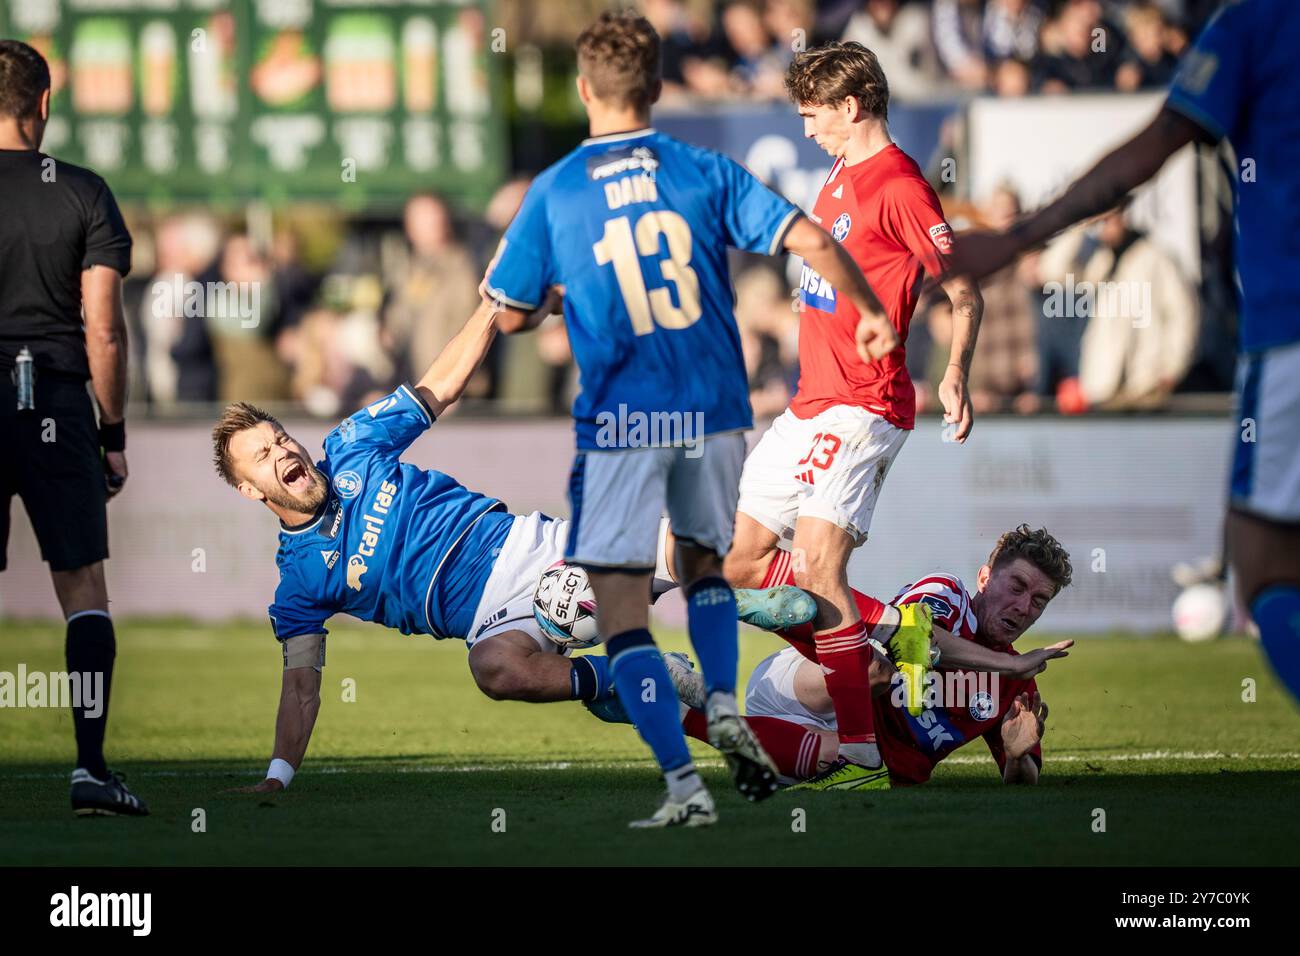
345,479,398,592
333,470,363,500
831,212,852,241
798,263,836,312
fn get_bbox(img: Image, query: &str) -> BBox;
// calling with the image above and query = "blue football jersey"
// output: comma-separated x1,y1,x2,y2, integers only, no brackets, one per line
1166,0,1300,353
485,128,801,449
267,384,514,642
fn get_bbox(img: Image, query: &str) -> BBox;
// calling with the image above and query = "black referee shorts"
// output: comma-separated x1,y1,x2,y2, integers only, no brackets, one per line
0,372,108,573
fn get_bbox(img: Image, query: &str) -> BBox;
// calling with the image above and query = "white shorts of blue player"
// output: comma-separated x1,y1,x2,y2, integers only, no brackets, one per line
464,511,677,655
564,433,747,569
1232,339,1300,522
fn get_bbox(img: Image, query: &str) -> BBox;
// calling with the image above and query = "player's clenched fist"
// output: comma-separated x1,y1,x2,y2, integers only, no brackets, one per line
854,312,899,363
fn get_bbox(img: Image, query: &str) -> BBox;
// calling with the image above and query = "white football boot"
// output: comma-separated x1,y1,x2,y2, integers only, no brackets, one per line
628,785,718,829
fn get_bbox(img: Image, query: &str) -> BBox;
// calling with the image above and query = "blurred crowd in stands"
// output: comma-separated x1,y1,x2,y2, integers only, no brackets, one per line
119,0,1234,420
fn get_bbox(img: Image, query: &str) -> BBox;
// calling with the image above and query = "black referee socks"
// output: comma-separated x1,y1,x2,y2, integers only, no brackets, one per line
65,611,116,780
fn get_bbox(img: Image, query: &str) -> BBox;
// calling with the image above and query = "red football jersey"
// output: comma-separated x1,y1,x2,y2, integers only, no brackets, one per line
792,145,952,430
873,572,1043,785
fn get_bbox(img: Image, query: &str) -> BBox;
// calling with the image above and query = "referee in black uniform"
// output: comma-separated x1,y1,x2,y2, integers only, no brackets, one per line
0,40,146,815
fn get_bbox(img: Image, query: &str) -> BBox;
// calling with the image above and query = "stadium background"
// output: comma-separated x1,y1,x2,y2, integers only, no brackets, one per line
0,0,1240,634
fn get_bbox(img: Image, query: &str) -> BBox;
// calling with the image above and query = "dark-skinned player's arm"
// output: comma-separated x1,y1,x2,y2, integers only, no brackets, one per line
82,264,129,497
782,215,899,363
946,107,1208,281
225,638,323,794
1000,692,1048,785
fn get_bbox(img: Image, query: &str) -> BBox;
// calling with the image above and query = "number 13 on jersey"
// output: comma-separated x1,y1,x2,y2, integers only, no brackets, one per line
592,209,702,335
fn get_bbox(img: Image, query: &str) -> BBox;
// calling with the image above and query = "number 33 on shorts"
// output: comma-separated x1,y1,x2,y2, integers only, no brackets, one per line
736,405,910,543
796,432,842,481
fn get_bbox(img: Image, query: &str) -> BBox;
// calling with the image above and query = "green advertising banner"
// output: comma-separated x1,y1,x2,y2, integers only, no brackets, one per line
0,0,505,209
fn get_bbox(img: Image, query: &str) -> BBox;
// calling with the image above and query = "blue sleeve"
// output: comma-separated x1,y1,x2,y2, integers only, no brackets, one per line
268,569,331,642
1165,3,1252,142
716,155,802,256
484,179,553,310
323,383,434,465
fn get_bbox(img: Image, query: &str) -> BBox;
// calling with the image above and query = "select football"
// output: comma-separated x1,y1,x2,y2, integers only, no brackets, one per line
533,561,600,649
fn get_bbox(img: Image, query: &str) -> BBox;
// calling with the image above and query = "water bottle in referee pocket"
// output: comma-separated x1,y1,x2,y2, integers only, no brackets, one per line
14,346,35,411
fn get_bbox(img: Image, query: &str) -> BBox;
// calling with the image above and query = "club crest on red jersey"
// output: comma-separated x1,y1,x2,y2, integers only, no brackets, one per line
969,690,996,721
832,212,852,241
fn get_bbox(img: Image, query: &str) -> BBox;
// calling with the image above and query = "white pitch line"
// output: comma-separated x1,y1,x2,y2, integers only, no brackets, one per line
7,750,1300,781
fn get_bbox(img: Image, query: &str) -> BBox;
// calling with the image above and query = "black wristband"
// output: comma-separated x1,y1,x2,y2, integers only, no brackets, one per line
99,419,126,452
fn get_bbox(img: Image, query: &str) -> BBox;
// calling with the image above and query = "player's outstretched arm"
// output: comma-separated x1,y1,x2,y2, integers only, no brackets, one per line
487,285,563,335
414,299,501,417
226,649,322,794
781,216,899,362
937,276,982,444
947,107,1205,281
932,629,1073,679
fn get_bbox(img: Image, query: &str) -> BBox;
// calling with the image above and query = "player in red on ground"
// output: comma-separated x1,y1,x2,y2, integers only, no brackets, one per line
725,42,985,790
689,526,1074,787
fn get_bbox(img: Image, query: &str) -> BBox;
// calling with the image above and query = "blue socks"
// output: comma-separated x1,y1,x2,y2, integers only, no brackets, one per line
686,576,738,696
570,654,613,701
1253,584,1300,704
607,628,692,774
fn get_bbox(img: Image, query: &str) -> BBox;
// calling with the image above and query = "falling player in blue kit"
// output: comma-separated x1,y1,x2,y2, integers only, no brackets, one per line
947,0,1300,709
486,11,900,827
211,300,817,796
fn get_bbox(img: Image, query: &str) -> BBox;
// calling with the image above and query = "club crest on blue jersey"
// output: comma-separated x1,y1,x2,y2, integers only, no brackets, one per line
333,470,363,499
798,263,837,312
831,212,852,241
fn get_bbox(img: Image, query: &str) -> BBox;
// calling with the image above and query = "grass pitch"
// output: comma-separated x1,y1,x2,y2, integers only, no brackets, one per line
1,619,1298,866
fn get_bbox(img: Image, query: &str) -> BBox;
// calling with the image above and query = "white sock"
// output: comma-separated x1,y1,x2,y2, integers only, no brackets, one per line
666,765,704,801
838,741,882,768
871,604,901,642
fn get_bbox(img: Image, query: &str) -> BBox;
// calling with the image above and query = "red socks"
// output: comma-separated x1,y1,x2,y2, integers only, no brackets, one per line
813,620,877,745
682,709,823,780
